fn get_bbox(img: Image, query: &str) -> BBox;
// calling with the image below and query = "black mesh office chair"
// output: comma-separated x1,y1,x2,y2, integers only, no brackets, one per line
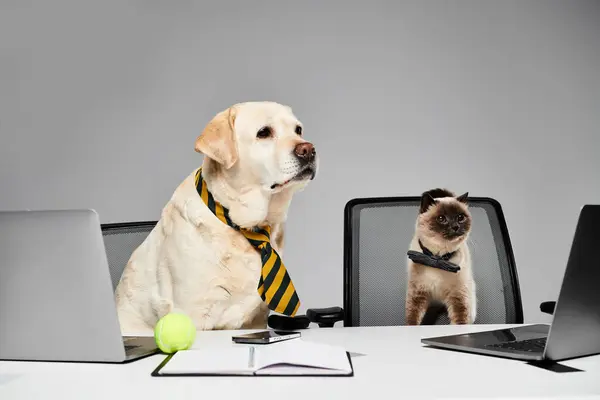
101,221,157,290
270,196,525,330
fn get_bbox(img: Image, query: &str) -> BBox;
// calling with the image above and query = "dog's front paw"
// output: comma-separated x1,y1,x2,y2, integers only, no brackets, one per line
155,298,174,319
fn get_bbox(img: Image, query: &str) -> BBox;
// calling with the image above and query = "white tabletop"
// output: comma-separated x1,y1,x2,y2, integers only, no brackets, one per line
1,324,600,400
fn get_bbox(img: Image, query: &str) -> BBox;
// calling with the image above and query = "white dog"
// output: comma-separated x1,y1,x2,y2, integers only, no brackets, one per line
114,101,318,333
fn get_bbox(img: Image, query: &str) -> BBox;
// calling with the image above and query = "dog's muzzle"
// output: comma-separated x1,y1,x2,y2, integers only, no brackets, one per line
294,142,317,181
269,143,317,190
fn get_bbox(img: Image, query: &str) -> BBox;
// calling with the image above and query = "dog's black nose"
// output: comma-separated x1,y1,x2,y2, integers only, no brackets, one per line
294,142,316,162
452,225,460,232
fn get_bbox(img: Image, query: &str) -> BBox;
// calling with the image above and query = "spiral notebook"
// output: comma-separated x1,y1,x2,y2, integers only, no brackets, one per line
151,339,354,377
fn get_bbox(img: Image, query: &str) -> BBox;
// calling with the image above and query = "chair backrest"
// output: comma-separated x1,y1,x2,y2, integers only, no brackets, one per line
343,196,523,327
100,221,157,291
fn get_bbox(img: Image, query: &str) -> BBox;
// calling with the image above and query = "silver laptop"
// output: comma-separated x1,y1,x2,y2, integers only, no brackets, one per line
0,209,158,363
422,204,600,362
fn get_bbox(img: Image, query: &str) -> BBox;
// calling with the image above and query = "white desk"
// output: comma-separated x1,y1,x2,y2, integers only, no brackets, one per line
1,324,599,399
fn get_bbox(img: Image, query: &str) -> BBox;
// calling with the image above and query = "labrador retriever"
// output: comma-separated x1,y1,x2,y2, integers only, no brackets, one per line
114,101,318,333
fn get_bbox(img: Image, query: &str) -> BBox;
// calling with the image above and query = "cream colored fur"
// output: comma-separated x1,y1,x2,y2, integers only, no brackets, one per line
405,197,477,325
114,101,318,333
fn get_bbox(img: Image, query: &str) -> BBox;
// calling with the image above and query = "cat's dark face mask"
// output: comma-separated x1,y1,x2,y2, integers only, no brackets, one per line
428,203,472,240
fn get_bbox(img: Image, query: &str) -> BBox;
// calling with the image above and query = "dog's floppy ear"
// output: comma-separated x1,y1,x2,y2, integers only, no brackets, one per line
194,107,238,169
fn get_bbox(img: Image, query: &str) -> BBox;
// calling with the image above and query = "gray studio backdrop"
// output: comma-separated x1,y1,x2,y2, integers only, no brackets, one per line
1,1,599,323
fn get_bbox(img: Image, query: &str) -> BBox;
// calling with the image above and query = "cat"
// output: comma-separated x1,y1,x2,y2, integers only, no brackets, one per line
405,188,476,325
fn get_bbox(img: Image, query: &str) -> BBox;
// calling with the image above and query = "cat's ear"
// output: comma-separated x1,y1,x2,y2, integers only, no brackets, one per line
420,193,438,213
456,192,469,203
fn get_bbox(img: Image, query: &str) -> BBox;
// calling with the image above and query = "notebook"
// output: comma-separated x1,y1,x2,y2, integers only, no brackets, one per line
151,339,354,377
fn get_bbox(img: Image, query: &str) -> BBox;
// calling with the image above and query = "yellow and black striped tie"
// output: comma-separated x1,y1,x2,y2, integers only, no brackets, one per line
194,168,300,317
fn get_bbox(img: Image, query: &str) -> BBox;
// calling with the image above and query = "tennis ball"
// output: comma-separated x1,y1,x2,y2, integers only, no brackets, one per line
154,313,196,354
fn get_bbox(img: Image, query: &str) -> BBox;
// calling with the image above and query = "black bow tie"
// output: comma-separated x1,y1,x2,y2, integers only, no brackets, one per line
407,240,461,273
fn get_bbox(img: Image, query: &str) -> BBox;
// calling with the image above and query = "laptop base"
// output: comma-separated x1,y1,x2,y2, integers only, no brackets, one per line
0,336,159,364
122,336,160,363
421,324,550,362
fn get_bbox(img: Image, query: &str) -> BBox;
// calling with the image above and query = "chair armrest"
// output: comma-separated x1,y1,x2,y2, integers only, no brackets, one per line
267,314,311,330
306,306,344,328
540,301,556,315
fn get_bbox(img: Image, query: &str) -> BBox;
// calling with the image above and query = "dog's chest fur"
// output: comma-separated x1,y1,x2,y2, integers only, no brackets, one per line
114,171,271,332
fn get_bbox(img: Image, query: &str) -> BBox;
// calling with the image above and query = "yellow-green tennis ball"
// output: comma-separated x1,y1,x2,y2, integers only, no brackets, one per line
154,313,196,354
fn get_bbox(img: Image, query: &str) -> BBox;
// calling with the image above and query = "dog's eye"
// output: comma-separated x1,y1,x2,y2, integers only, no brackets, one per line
457,214,465,222
256,127,272,139
437,215,447,224
295,125,302,136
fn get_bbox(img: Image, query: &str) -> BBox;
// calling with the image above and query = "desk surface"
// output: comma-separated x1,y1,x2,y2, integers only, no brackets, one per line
1,324,600,399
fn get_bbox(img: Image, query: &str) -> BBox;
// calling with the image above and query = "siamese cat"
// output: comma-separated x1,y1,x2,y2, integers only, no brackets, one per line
405,188,476,325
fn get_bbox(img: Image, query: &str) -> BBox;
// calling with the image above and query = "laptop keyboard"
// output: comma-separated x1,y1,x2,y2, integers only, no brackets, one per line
485,337,547,352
